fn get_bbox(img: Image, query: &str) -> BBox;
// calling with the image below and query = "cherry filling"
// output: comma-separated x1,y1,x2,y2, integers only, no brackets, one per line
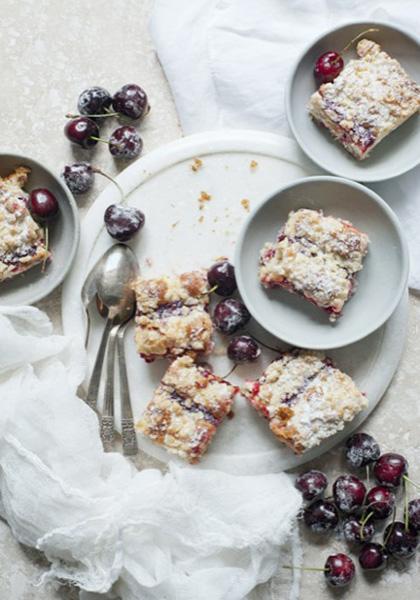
0,244,37,266
167,387,220,426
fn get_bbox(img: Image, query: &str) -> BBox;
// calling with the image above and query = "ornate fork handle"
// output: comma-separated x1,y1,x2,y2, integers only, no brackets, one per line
117,325,138,456
100,324,119,452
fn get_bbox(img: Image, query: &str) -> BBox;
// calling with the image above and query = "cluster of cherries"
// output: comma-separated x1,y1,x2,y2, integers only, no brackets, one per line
207,260,262,365
293,433,420,588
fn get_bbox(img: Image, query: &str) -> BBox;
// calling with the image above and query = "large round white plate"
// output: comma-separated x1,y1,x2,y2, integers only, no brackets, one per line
62,130,408,474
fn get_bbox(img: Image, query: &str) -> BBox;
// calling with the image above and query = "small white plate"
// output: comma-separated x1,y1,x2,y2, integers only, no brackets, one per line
286,21,420,182
0,154,80,306
235,176,409,350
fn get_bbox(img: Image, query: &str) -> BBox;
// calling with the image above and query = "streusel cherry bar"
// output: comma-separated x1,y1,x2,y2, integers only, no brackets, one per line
137,355,237,463
0,167,50,282
243,349,367,454
308,39,420,160
132,270,214,361
259,208,369,321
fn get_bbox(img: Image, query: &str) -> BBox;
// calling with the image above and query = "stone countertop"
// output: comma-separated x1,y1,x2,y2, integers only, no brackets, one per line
1,0,419,598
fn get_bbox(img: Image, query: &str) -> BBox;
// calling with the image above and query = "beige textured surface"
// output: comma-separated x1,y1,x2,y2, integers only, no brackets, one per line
1,0,419,598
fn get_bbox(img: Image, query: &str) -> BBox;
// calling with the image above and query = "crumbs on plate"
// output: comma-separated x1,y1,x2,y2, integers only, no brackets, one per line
191,157,203,172
198,191,212,210
250,160,258,169
198,215,204,223
241,198,250,212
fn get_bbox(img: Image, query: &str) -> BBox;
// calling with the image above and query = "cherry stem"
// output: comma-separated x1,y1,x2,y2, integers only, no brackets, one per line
383,506,397,547
208,285,218,294
92,167,124,202
89,136,109,145
366,464,370,486
222,364,238,379
282,565,326,573
341,28,380,54
404,477,409,532
42,226,49,272
359,511,373,541
243,332,281,353
66,112,119,119
403,475,420,490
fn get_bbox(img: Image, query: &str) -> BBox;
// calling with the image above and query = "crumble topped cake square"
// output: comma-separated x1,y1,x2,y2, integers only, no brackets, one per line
308,39,420,160
0,167,50,282
136,355,237,463
259,208,369,321
133,270,214,361
243,349,367,454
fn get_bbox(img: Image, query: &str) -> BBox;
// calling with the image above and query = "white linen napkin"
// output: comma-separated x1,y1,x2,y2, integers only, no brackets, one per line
150,0,420,289
0,306,302,600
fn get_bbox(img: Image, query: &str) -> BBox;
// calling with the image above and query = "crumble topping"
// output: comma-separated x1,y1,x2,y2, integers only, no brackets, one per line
0,167,50,282
132,270,214,361
191,157,203,171
243,349,367,454
308,39,420,159
259,208,369,321
137,355,237,462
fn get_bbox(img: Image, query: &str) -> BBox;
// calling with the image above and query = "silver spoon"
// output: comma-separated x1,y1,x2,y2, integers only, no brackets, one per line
85,244,139,414
117,317,138,456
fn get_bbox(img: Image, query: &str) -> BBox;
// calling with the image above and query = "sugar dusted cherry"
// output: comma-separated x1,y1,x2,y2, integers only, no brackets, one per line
333,474,366,513
345,432,380,469
213,298,250,335
62,162,94,194
374,453,408,487
227,335,260,363
303,499,339,533
366,486,395,520
358,543,387,571
207,260,236,296
112,83,149,120
314,51,344,84
343,515,375,544
104,204,145,241
109,126,142,159
324,553,355,587
77,86,112,116
384,521,418,559
407,499,420,533
295,470,328,502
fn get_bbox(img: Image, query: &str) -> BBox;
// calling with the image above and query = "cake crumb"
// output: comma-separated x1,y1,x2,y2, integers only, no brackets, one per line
171,221,179,228
198,215,204,223
191,157,203,172
198,191,212,210
250,160,258,169
241,198,250,212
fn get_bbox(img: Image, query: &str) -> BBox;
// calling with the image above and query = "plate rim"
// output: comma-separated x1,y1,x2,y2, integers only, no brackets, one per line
234,174,410,350
285,19,420,183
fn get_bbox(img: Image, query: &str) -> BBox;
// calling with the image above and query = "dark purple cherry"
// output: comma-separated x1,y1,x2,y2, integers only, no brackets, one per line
64,117,99,149
112,84,149,120
28,189,59,222
333,475,366,513
213,298,250,335
343,515,375,544
407,499,420,533
303,499,339,533
227,335,260,363
109,126,142,159
345,432,380,468
374,453,408,487
62,162,94,194
366,486,395,520
358,543,387,570
324,553,355,587
295,470,328,502
104,204,145,241
207,261,236,296
384,522,418,559
314,51,344,84
77,86,112,116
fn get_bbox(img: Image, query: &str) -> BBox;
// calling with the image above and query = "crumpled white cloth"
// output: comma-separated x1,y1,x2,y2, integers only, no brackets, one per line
0,306,302,600
150,0,420,289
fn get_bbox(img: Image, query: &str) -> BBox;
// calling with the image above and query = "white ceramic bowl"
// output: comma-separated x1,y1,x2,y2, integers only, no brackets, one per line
235,176,409,349
0,154,80,305
286,21,420,182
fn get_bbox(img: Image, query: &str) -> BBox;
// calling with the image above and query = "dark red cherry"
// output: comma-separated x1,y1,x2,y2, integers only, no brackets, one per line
295,470,328,502
303,499,339,533
324,553,355,587
64,117,99,149
227,335,260,363
374,453,408,487
28,189,59,222
62,162,94,195
384,522,418,559
213,298,250,335
104,204,145,241
207,261,237,296
407,499,420,533
333,475,366,513
109,126,142,159
358,543,387,570
112,84,149,120
314,51,344,84
366,486,395,520
343,515,375,544
345,432,380,468
77,86,112,116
